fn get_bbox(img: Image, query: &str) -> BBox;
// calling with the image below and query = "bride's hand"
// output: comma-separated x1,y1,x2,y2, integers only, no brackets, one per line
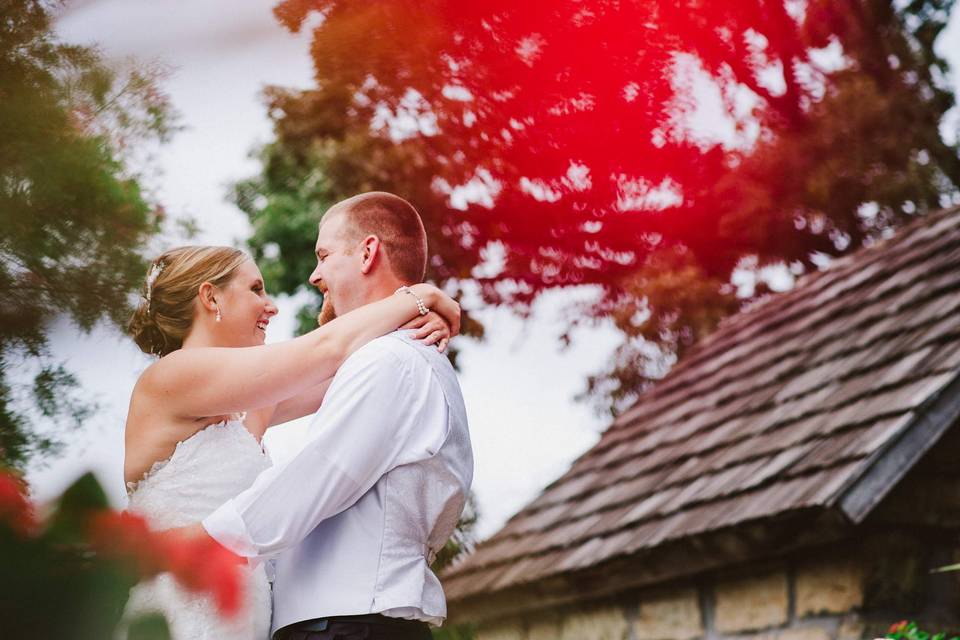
407,284,461,342
402,311,453,352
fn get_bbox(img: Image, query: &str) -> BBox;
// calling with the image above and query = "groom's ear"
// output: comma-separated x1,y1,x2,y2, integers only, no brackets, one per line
359,234,381,275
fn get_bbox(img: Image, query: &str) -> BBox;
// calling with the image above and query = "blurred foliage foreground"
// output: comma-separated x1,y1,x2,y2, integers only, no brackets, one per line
0,470,242,639
888,621,960,640
0,467,479,639
0,0,176,469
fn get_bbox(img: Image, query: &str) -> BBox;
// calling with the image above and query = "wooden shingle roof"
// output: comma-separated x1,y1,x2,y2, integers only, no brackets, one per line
445,205,960,614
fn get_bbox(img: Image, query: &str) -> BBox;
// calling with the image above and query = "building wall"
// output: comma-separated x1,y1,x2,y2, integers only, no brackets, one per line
473,540,960,640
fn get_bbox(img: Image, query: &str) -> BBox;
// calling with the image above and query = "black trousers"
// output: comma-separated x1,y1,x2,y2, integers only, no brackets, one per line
273,615,433,640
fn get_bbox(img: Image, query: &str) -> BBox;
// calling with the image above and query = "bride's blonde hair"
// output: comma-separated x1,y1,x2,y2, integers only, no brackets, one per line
129,246,249,356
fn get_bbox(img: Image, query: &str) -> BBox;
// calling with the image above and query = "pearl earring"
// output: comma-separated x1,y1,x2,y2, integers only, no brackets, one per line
215,304,222,322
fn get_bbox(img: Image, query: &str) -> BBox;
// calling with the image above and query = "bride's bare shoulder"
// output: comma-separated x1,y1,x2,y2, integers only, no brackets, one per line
128,354,194,422
126,368,166,432
133,349,198,393
125,368,199,477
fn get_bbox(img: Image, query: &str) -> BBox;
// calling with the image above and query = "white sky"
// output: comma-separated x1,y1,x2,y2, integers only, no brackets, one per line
28,1,960,541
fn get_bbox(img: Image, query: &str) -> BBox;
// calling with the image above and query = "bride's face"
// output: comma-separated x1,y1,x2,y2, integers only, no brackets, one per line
214,260,278,347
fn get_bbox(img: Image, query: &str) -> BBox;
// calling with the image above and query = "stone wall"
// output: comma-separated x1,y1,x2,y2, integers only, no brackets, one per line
473,545,958,640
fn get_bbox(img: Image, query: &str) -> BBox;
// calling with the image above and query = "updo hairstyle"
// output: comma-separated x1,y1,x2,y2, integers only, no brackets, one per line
129,246,249,357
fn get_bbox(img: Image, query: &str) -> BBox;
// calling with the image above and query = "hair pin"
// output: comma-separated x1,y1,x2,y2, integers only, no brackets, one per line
145,261,165,311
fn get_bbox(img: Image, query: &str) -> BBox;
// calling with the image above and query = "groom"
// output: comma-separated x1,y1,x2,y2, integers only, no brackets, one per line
198,192,474,639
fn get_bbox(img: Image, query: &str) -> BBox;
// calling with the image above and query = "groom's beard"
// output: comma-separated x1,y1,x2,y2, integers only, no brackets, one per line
317,293,337,326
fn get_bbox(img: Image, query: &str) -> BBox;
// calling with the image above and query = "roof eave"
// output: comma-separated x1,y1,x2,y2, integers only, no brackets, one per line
445,507,850,625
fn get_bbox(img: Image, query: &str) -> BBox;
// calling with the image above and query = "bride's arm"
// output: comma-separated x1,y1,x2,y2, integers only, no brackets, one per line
140,284,459,419
264,310,454,427
265,378,334,427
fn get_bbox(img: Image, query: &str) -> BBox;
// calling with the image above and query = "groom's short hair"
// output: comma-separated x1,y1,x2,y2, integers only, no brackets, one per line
327,192,428,282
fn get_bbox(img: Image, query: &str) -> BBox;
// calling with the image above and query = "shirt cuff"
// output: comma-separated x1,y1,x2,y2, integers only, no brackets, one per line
202,500,260,561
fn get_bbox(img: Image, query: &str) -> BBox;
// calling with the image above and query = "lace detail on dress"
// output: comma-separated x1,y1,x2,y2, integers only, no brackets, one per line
121,418,272,639
124,416,260,497
125,447,176,497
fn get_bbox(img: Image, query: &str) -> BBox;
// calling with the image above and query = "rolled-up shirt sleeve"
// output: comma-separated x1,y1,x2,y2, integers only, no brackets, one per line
202,339,444,561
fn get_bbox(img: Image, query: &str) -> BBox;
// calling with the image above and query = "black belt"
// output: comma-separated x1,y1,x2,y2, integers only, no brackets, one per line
275,614,430,639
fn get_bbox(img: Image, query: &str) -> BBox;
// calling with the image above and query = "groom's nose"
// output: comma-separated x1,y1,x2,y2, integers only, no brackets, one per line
308,267,322,288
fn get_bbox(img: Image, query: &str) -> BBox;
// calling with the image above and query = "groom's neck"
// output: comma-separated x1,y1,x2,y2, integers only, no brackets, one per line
345,274,408,313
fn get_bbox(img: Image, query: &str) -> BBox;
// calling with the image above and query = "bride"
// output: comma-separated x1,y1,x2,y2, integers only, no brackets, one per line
120,245,459,639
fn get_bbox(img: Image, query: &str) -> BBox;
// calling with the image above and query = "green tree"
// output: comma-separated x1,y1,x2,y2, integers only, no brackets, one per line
0,0,177,467
240,0,959,415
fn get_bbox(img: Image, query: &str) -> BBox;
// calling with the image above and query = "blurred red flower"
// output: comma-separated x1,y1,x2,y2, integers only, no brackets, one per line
161,529,244,616
87,510,244,616
87,510,169,576
0,471,37,536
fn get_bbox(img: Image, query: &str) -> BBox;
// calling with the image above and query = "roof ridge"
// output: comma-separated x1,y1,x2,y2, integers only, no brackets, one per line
613,231,960,430
673,206,960,370
605,275,960,447
676,207,960,372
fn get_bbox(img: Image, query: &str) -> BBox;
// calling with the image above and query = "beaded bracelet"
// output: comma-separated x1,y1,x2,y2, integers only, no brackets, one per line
395,286,429,316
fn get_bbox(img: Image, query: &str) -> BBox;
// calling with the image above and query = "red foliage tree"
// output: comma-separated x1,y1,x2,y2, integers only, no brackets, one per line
241,0,958,411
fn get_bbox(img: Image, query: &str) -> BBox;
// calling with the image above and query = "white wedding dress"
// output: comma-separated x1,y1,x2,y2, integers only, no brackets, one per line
121,418,273,639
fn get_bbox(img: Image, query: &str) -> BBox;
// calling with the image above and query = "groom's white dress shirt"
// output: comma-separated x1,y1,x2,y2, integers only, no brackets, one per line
202,330,473,636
